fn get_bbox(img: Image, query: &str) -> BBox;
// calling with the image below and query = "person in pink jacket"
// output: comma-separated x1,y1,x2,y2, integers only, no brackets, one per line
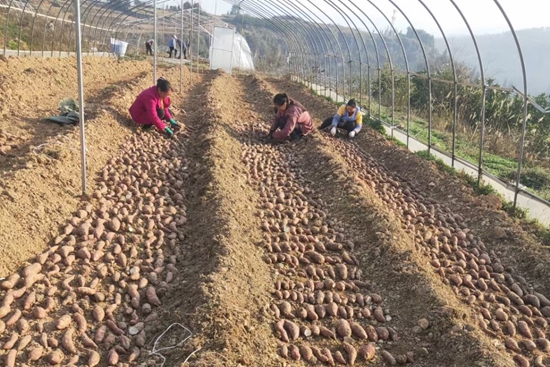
265,93,313,142
129,78,180,138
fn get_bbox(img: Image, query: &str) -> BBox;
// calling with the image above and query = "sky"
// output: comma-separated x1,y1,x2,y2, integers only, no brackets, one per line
183,0,550,37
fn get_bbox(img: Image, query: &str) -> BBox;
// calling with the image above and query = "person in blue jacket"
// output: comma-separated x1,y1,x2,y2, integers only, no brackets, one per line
168,35,178,58
319,99,363,138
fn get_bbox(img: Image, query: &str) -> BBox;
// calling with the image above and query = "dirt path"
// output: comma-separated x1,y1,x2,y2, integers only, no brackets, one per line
0,58,192,276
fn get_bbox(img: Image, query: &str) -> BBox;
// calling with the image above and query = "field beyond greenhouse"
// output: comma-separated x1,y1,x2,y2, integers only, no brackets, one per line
2,57,550,366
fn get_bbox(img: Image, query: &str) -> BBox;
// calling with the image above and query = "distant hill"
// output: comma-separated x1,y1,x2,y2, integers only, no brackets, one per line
435,27,550,95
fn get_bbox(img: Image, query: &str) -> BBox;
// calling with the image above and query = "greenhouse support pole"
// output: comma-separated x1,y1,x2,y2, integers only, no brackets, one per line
180,0,184,92
197,0,201,75
73,0,87,194
154,0,157,83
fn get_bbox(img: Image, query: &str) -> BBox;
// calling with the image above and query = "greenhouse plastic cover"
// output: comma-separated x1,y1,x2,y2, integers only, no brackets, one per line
232,33,254,71
210,26,254,73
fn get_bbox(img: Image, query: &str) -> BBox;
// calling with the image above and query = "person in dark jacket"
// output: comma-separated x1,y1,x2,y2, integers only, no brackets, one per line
265,93,313,142
129,78,180,138
145,39,154,56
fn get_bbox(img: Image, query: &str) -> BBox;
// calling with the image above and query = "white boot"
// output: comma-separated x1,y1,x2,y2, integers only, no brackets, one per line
330,127,337,136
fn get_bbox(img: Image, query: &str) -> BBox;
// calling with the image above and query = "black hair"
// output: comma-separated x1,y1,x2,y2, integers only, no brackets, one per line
346,99,357,108
273,93,289,106
156,77,172,93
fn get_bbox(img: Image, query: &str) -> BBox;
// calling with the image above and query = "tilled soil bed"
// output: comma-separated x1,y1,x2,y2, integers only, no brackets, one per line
2,68,550,367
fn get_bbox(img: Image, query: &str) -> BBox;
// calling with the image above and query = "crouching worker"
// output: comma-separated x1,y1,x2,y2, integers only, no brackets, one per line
319,99,363,138
129,78,180,138
265,93,313,142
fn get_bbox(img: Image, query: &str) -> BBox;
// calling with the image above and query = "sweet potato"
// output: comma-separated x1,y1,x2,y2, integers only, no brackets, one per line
136,330,146,347
336,319,352,338
513,355,530,367
16,318,29,335
304,251,325,264
146,286,161,306
3,333,18,349
5,349,16,367
325,302,338,317
335,264,348,280
94,325,107,343
108,349,119,365
359,344,376,361
106,320,124,335
81,333,98,349
61,328,77,354
88,351,100,367
284,320,300,340
288,345,300,361
125,347,140,363
334,350,346,364
350,322,368,339
6,309,21,326
93,306,105,322
28,346,43,361
517,321,532,338
343,342,357,365
22,263,42,278
56,315,72,330
73,313,87,334
1,274,19,290
33,307,47,319
381,350,397,366
48,350,63,364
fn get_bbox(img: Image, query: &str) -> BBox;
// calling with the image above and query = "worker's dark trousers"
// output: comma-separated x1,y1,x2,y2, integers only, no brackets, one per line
142,108,167,130
145,43,152,55
320,117,356,132
274,118,303,141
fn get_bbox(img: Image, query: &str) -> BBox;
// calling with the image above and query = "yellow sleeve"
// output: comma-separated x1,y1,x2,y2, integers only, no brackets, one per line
336,105,346,116
356,110,363,126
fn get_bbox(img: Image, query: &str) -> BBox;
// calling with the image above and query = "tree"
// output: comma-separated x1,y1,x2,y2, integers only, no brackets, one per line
183,1,191,9
230,5,241,15
406,27,434,49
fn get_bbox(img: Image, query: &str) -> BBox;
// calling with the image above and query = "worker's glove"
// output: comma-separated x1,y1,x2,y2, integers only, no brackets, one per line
164,127,174,138
348,131,356,139
169,118,181,132
330,127,337,136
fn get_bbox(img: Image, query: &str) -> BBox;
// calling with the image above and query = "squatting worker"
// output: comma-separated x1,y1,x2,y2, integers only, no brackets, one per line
145,39,154,56
319,98,363,138
129,78,180,138
266,93,313,141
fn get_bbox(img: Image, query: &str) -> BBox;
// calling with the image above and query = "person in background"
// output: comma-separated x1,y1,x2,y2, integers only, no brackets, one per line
129,78,180,138
181,38,190,59
145,39,154,56
265,93,313,142
168,35,178,58
319,98,363,138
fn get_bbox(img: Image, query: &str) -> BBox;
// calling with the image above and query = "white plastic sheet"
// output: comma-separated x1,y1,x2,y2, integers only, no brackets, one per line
210,26,235,73
232,33,255,71
210,27,255,73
